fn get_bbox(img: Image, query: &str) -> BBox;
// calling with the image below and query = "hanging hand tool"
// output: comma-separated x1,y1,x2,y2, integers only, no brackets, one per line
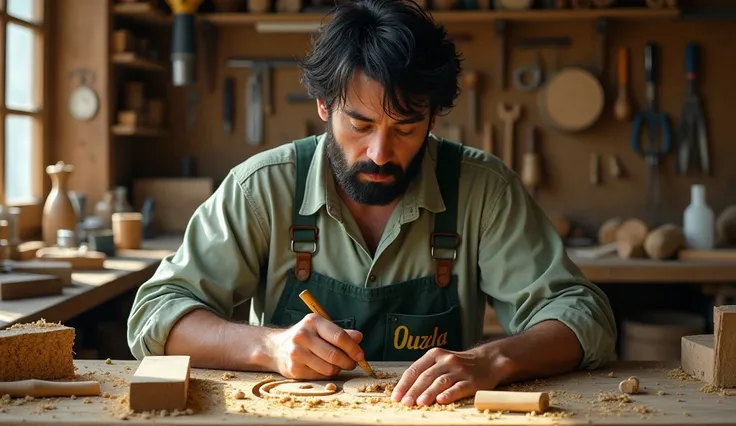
520,124,542,195
227,57,301,146
513,51,542,92
223,77,234,133
676,42,709,176
165,0,205,86
464,71,479,135
494,20,507,91
246,66,264,146
631,42,671,205
497,102,522,169
614,46,631,121
482,122,494,156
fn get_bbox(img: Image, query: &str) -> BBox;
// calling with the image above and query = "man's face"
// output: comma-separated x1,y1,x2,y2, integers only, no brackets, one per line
318,70,434,206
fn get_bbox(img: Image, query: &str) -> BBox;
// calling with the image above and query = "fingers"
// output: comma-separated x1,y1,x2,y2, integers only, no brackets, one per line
436,380,475,404
308,333,358,371
391,349,441,404
399,363,447,406
345,329,363,344
307,314,365,362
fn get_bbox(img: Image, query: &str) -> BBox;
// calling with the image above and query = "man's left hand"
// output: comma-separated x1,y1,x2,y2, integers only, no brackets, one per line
390,347,503,406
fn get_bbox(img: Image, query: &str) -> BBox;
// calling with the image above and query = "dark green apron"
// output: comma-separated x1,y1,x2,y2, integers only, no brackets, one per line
269,135,465,362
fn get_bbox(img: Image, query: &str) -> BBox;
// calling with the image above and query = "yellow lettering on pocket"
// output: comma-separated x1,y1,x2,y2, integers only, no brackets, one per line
393,325,448,350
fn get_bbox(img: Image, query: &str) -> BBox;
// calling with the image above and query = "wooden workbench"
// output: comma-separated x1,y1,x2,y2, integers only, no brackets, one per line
0,237,179,329
0,360,734,425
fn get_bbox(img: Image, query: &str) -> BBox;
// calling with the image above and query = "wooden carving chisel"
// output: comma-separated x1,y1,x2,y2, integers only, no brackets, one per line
0,380,100,397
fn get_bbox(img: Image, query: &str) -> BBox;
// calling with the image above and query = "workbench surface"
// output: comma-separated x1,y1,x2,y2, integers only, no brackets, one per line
1,360,734,425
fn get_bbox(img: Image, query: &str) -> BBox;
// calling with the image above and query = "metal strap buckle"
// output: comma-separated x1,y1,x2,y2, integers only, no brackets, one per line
430,232,460,260
290,225,318,253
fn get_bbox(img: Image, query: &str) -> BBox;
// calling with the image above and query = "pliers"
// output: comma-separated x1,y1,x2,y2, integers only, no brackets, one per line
676,42,710,176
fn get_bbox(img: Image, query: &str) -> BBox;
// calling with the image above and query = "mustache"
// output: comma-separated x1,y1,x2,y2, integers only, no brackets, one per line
351,161,403,176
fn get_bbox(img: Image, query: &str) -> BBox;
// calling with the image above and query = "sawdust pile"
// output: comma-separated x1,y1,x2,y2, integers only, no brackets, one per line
666,368,699,382
8,319,64,329
357,381,396,395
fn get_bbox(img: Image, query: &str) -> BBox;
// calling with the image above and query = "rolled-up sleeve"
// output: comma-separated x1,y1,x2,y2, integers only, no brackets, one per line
127,170,268,359
478,175,617,369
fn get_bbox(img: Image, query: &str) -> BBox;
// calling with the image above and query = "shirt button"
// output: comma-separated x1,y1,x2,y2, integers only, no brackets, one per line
369,274,377,282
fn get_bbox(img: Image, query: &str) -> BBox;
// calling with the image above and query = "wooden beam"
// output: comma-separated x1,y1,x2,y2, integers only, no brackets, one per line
129,356,191,412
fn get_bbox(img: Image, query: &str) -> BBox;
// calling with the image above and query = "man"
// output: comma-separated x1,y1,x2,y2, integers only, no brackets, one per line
127,0,616,407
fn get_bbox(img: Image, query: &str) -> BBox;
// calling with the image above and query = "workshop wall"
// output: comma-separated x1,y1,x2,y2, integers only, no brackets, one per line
130,17,736,236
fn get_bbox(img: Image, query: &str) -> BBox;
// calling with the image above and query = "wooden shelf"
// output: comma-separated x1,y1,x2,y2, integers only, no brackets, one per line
112,125,166,137
112,2,172,25
111,53,167,72
198,8,679,26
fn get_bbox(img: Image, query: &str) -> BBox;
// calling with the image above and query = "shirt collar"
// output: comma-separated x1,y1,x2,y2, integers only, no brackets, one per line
299,133,447,218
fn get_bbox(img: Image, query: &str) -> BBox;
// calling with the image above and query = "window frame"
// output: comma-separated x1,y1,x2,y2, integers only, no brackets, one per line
0,0,47,238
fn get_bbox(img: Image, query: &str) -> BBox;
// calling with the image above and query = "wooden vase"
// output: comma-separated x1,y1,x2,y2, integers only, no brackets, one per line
42,161,78,246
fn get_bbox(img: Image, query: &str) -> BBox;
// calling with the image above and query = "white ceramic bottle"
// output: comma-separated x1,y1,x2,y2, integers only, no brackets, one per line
683,184,715,249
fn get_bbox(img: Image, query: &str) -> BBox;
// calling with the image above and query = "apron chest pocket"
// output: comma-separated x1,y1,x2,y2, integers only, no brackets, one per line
383,305,462,362
285,309,356,329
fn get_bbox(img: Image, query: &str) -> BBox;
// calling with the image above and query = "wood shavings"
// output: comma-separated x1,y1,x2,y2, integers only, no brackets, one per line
666,367,698,382
105,358,112,365
222,372,235,380
618,376,640,394
7,318,63,329
232,390,246,400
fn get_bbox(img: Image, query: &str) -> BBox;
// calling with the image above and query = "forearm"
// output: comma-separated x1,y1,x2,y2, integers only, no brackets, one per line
164,308,277,372
473,319,583,386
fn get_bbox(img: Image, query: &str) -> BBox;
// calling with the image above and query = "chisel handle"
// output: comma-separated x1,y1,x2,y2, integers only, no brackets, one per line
685,42,699,81
644,42,657,85
0,380,100,397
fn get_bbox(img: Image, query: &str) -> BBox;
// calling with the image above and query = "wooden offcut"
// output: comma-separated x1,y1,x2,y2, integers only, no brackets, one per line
4,259,73,285
0,320,75,381
681,305,736,387
0,273,63,300
129,356,191,412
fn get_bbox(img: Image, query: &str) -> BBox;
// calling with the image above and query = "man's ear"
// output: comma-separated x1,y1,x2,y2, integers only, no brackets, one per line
317,98,329,122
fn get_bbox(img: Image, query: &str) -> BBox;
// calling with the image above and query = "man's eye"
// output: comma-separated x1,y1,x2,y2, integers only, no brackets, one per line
351,123,370,133
396,128,414,136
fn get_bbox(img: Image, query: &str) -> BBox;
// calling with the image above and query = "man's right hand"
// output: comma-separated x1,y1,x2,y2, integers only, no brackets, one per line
266,313,365,380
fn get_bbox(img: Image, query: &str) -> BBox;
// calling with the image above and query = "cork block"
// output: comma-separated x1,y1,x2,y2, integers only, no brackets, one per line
681,305,736,388
0,320,75,381
129,356,191,412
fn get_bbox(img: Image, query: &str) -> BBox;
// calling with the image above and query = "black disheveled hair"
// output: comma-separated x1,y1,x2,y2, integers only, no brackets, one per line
298,0,463,120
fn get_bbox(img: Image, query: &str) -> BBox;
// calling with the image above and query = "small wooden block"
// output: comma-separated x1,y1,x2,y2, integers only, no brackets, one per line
129,356,191,412
35,247,106,270
4,260,73,286
0,273,63,300
681,334,714,383
681,305,736,388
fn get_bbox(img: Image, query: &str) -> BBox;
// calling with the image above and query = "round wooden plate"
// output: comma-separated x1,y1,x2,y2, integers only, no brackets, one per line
538,67,604,132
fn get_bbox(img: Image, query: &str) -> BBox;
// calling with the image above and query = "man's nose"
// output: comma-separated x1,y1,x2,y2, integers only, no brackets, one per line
365,132,392,166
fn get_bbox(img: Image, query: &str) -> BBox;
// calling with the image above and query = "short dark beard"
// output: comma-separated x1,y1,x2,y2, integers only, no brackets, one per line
324,117,427,206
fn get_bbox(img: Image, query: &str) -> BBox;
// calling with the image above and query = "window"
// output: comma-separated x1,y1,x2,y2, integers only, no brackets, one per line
1,0,44,205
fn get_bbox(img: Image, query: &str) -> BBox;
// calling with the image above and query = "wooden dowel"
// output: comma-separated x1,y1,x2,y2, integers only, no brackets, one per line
474,390,549,412
0,380,100,397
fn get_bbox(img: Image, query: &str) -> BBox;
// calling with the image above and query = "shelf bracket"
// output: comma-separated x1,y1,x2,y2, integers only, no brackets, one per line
199,20,218,93
494,19,507,92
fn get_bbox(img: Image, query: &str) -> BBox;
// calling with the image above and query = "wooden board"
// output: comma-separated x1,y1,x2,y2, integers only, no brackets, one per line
0,273,63,301
3,260,73,286
1,360,735,425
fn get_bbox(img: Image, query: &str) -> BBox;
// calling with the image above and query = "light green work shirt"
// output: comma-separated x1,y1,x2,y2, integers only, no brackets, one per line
127,133,617,369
